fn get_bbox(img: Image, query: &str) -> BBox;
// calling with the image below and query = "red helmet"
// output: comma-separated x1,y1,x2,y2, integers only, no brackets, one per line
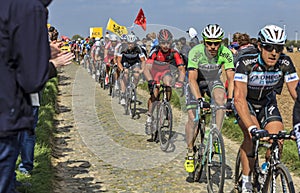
158,29,173,43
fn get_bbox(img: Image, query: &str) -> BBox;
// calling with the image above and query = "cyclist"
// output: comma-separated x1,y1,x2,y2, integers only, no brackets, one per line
293,81,300,158
104,34,120,87
144,29,185,134
117,34,146,105
233,24,299,193
184,24,235,175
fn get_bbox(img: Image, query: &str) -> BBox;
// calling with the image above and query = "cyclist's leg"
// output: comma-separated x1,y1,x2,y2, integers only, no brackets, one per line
237,114,260,192
133,66,141,87
258,103,283,159
211,83,226,131
162,72,172,101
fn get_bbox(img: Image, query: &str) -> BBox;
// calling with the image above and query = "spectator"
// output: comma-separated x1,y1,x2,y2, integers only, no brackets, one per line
0,0,52,192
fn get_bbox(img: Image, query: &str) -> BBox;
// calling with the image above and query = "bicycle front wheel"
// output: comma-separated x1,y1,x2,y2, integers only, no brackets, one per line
157,102,173,151
264,163,295,193
129,85,137,118
206,128,226,193
233,149,242,193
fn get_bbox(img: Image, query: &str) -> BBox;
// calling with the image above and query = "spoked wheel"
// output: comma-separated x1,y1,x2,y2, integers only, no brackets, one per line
194,123,206,182
109,73,115,97
206,128,226,193
265,163,295,193
148,101,160,138
157,102,173,151
129,85,137,118
233,150,242,193
99,65,106,89
124,86,131,115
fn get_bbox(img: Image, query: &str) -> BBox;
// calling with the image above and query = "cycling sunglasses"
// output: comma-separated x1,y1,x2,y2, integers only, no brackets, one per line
261,43,284,53
205,40,221,46
159,41,171,45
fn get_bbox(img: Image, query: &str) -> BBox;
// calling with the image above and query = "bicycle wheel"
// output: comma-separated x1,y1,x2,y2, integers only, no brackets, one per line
264,163,295,193
129,84,137,118
233,149,242,193
194,122,206,182
157,102,173,151
124,86,131,115
148,101,160,138
109,70,115,97
206,128,226,193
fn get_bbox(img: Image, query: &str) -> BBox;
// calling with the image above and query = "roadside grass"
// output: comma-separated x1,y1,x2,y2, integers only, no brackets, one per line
16,78,58,193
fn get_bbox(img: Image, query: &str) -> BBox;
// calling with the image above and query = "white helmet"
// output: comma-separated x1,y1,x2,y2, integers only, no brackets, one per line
201,24,224,40
110,34,118,41
258,25,286,45
95,37,101,41
187,27,198,38
126,34,137,43
105,34,110,39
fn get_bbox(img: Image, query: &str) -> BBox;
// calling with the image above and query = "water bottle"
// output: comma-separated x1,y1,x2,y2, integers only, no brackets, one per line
294,123,300,159
261,162,269,174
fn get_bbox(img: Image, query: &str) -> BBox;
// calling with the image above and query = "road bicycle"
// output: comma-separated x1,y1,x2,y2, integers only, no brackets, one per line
108,64,119,98
98,61,107,89
233,130,295,193
191,101,227,193
148,83,173,152
122,63,140,118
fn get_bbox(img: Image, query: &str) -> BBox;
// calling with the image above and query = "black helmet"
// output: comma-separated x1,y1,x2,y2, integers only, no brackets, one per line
158,29,173,43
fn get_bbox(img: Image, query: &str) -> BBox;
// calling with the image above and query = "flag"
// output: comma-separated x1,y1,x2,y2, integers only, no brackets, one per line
106,18,128,37
134,8,146,31
90,27,103,38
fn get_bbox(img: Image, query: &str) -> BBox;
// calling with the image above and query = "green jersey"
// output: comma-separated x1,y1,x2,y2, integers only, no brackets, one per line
187,44,234,80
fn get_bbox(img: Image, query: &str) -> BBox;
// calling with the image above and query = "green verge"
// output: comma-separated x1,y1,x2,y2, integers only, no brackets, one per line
139,82,300,176
16,77,58,193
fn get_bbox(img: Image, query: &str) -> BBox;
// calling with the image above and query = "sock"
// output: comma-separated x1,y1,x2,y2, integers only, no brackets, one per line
242,175,253,190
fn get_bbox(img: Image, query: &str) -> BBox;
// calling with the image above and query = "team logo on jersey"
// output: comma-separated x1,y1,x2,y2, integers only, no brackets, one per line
219,52,233,63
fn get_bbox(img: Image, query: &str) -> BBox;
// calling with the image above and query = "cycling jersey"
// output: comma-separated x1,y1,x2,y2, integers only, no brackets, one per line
118,45,145,66
293,81,300,126
104,41,120,64
234,53,299,105
147,47,184,83
186,44,234,109
188,44,234,81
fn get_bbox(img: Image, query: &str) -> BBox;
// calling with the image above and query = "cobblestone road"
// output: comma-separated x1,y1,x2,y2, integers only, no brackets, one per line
52,63,300,193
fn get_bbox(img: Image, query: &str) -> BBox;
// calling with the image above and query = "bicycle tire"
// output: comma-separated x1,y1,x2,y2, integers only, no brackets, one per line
194,122,206,182
157,102,173,151
129,85,137,118
124,86,131,115
206,128,226,193
109,71,115,97
149,101,160,138
263,163,295,193
233,149,242,193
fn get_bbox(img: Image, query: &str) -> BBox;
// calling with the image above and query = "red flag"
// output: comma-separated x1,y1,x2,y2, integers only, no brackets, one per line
134,8,146,31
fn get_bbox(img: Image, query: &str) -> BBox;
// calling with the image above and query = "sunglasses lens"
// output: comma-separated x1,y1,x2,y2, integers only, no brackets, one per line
262,44,283,53
206,41,220,46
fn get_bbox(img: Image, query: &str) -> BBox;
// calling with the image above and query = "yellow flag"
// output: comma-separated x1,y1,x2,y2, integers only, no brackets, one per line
90,27,103,38
106,18,128,37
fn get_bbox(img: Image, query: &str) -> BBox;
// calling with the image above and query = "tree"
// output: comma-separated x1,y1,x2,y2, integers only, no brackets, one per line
72,34,84,41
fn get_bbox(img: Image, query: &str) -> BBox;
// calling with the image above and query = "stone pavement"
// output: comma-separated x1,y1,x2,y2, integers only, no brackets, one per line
52,63,300,193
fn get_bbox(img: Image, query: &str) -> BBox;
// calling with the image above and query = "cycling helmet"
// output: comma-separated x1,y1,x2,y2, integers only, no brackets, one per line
105,34,110,39
158,29,173,42
126,34,137,43
110,34,118,41
95,37,101,41
258,25,286,45
202,24,224,40
121,34,127,40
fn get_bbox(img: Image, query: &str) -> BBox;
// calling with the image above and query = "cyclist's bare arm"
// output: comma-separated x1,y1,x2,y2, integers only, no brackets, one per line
286,80,299,101
188,69,201,99
225,69,235,99
234,81,257,130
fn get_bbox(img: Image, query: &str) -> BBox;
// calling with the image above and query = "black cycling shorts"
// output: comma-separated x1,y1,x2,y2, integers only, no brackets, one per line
185,80,224,110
